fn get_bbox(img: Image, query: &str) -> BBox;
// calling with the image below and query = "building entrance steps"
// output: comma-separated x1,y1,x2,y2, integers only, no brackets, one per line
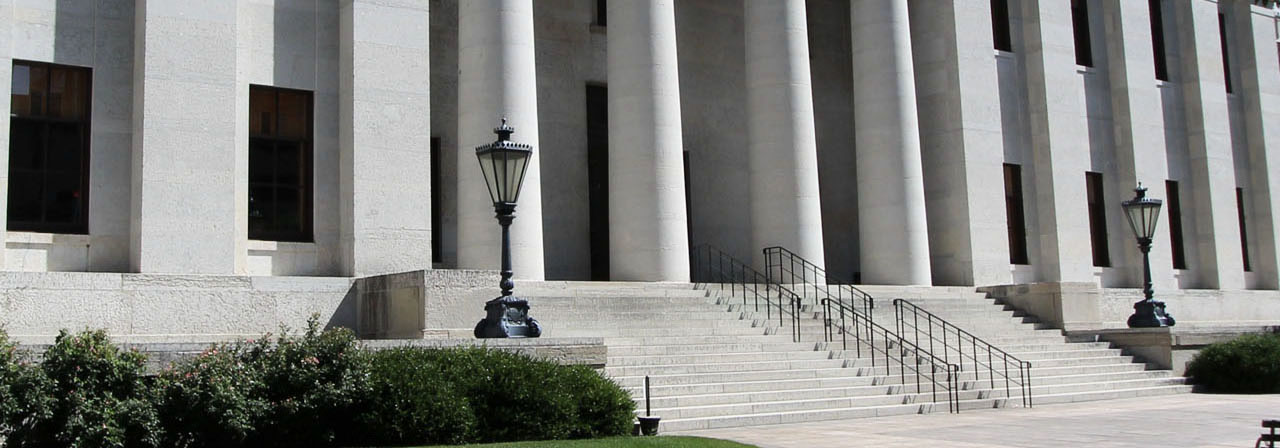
517,281,1189,432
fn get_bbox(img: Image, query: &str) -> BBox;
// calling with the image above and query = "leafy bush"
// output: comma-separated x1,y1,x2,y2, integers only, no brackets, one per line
1185,332,1280,394
157,317,370,448
358,347,636,445
5,330,161,448
0,330,54,443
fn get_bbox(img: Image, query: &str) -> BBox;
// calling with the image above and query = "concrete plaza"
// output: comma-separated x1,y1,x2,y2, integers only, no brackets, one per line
679,393,1279,448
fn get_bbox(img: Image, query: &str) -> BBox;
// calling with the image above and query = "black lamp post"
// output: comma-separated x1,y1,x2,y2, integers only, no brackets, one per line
1122,185,1175,328
474,119,541,338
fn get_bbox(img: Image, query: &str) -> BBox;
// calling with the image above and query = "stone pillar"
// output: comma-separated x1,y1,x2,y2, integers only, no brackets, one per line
1174,0,1245,289
607,0,690,282
745,0,826,270
908,0,1011,286
457,0,545,280
131,0,241,274
1232,2,1280,289
0,0,11,270
1102,0,1175,291
338,0,432,277
851,0,931,285
1020,0,1094,283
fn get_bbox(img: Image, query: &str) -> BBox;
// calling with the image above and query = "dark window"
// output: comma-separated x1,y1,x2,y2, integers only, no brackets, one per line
586,84,609,281
1218,13,1233,93
1086,172,1110,267
431,137,442,264
8,60,91,234
248,85,313,242
594,0,606,27
1165,180,1187,269
1237,187,1251,271
1072,0,1094,67
992,0,1013,52
1004,164,1029,265
1150,0,1169,81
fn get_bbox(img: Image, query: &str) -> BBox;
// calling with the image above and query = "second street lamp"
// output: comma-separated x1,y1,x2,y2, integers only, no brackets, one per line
1121,185,1175,328
473,119,542,338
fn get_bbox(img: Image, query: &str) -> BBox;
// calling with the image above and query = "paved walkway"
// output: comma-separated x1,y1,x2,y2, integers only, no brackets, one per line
678,394,1279,448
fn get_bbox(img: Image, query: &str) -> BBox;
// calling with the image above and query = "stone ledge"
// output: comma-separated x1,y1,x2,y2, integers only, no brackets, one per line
16,337,607,374
1064,326,1280,376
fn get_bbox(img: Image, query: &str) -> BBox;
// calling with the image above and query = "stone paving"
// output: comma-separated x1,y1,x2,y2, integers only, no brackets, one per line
677,393,1279,448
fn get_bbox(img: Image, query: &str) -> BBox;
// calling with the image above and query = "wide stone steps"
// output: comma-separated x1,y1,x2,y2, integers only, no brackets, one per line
518,281,1188,432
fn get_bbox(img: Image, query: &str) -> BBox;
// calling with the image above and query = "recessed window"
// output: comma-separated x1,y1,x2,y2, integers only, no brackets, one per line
1237,187,1251,272
1219,13,1233,93
431,137,442,264
1086,172,1110,267
1165,180,1187,269
1150,0,1169,81
8,60,91,234
594,0,606,27
1004,164,1029,265
1072,0,1094,67
992,0,1013,52
248,85,313,242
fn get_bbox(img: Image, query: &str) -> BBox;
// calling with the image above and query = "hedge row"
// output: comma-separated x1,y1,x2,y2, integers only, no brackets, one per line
1185,331,1280,394
0,319,635,448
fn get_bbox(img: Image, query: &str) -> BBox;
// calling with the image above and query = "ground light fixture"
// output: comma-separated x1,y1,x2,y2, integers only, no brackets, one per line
1121,185,1175,328
474,118,541,338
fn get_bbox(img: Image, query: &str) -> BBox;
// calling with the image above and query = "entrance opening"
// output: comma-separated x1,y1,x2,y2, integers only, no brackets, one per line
586,84,610,280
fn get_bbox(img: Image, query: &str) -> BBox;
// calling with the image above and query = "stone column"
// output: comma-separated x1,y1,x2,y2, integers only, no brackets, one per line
457,0,546,280
607,0,690,282
130,0,241,274
851,0,931,285
338,0,432,277
1232,2,1280,289
908,0,1011,286
0,0,11,270
1020,0,1094,283
745,0,826,270
1173,0,1244,289
1102,0,1175,291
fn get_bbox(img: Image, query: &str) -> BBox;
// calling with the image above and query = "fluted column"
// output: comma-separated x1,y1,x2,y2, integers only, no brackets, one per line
607,0,690,282
746,0,826,270
457,0,546,279
851,0,931,285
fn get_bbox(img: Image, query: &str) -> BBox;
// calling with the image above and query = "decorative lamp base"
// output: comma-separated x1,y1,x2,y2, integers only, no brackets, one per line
1127,299,1176,328
475,296,542,338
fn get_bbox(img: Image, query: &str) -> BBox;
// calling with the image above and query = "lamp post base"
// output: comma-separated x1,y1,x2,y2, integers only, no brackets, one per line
1127,299,1176,328
475,296,542,338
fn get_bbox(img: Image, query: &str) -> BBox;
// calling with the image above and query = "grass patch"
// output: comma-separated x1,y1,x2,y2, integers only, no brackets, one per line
410,435,756,448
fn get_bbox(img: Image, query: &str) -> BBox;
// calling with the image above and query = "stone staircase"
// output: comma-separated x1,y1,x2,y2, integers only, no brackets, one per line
517,281,1191,432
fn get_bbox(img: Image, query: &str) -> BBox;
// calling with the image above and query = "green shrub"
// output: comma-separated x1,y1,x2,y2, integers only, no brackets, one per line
5,329,161,448
0,330,54,443
1185,332,1280,394
359,347,636,445
158,317,370,448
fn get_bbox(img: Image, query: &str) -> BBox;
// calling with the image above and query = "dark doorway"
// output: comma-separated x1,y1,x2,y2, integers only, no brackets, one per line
586,84,610,280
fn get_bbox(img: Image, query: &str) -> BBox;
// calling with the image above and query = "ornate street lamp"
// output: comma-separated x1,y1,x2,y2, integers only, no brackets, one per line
1121,185,1175,328
474,119,541,338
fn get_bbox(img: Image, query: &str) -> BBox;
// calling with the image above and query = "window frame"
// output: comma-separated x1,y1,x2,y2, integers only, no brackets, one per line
247,84,314,243
8,59,93,235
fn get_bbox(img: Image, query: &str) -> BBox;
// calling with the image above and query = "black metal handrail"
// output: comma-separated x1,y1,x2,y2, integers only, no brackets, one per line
823,298,960,413
763,246,874,331
893,299,1033,408
690,245,803,342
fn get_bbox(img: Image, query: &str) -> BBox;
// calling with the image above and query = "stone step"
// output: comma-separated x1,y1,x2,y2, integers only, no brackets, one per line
556,326,770,338
605,358,850,377
608,341,823,357
607,350,834,366
625,369,1178,398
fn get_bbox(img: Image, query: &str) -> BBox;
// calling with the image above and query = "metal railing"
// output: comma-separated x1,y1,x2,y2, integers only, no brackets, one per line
690,245,803,342
824,298,960,413
763,246,875,355
894,299,1034,408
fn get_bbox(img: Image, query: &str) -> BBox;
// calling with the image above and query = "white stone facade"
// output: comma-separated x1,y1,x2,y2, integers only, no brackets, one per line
2,0,1280,292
